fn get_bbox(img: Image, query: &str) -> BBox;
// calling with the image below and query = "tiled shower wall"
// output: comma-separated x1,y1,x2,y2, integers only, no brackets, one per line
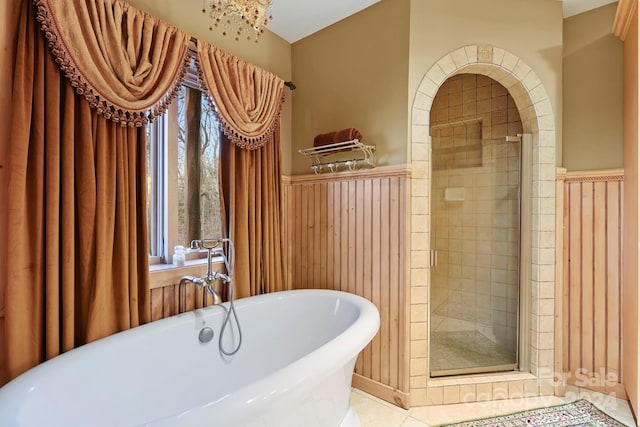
431,139,521,353
429,75,523,362
430,74,523,140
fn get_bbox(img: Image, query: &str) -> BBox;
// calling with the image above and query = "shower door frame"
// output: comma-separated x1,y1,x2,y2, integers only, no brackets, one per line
428,133,532,378
517,133,532,373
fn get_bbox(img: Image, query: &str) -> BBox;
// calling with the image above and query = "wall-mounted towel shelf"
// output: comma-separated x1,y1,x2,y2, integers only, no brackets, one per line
298,139,376,174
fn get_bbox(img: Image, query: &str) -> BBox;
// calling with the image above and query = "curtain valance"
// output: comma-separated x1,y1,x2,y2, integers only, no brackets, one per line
33,0,285,142
33,0,191,127
196,42,284,150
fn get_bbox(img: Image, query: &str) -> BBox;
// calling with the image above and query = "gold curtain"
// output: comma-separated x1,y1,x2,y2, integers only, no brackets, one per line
220,129,285,298
196,41,284,149
4,0,287,380
33,0,191,126
3,0,198,379
0,0,21,387
197,39,286,297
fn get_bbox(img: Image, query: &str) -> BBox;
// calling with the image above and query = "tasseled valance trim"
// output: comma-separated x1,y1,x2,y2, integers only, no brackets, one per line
197,57,284,150
195,43,285,150
33,0,192,127
215,101,284,150
32,0,285,140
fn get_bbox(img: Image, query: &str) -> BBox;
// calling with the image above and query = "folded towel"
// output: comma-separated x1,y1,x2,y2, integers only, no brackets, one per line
313,128,362,148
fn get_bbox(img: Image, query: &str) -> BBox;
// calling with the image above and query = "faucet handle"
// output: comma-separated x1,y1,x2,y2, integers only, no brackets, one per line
190,238,222,250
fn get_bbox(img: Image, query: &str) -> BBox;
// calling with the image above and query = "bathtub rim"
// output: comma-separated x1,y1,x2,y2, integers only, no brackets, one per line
0,289,381,426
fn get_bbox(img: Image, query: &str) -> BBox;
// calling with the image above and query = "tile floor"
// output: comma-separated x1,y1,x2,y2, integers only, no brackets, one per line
350,387,637,426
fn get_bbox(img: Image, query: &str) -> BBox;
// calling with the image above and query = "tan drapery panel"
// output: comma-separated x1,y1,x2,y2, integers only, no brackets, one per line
0,0,21,386
34,0,191,126
197,39,286,293
196,41,284,149
220,129,285,298
5,0,150,380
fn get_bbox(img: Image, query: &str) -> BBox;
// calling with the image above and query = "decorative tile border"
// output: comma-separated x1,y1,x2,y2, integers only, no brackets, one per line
409,45,556,406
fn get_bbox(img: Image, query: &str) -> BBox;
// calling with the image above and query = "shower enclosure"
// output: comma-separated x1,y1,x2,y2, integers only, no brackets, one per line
429,118,521,377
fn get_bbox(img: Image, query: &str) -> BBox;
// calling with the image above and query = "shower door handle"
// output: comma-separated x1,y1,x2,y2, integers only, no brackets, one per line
430,249,438,267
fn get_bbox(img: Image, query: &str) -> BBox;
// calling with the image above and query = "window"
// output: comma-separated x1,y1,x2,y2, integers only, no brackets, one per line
146,81,223,264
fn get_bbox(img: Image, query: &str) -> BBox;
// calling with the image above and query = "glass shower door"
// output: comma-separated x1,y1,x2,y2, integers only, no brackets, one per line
429,120,520,377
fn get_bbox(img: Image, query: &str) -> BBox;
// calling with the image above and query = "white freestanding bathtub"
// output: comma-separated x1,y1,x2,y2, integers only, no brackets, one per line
0,289,380,427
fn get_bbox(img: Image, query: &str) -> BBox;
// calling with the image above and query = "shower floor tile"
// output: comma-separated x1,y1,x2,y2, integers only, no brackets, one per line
430,330,516,375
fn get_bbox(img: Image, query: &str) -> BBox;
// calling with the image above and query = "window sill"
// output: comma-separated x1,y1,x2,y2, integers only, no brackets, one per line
148,257,225,290
149,258,207,272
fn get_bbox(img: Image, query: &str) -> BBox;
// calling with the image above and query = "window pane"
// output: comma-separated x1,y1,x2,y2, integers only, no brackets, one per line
146,83,222,262
176,86,222,247
146,123,152,254
198,91,223,239
146,120,161,257
176,86,186,246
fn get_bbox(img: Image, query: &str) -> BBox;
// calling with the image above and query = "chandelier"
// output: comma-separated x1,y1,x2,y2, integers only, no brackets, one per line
203,0,273,42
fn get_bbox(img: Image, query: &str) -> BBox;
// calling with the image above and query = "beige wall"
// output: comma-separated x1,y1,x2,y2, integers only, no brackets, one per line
127,1,615,177
290,0,410,175
563,3,623,171
290,1,619,176
125,0,294,174
409,0,563,165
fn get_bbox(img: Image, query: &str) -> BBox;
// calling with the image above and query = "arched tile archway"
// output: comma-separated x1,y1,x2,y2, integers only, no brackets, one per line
409,45,557,406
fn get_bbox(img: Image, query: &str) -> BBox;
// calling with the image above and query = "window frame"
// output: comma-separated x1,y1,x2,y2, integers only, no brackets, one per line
147,64,222,266
147,112,166,265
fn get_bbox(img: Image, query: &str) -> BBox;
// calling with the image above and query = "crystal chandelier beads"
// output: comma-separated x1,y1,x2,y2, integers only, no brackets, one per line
203,0,273,42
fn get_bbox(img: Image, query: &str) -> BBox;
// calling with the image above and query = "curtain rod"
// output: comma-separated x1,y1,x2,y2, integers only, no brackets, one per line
188,37,296,91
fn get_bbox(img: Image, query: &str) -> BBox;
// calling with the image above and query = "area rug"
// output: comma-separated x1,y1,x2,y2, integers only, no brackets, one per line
440,399,627,426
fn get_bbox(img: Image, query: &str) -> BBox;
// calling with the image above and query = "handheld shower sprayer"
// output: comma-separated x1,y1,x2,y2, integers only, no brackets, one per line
180,237,241,356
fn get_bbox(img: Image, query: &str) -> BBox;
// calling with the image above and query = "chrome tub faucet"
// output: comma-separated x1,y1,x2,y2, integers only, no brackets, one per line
178,238,232,312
